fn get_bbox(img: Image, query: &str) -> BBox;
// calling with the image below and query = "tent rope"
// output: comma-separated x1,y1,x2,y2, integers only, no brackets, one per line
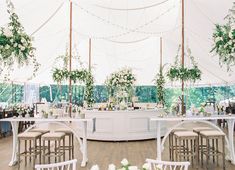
30,1,64,36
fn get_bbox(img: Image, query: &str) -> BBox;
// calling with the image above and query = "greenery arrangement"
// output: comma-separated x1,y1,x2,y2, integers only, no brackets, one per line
52,68,94,107
105,67,136,101
167,45,201,82
0,0,40,77
154,66,166,105
90,158,152,170
211,2,235,71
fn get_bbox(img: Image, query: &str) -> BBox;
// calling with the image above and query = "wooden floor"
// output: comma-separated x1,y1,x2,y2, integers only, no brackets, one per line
0,135,235,170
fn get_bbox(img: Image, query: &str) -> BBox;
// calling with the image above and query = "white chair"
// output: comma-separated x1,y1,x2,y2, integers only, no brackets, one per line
35,159,77,170
146,159,190,170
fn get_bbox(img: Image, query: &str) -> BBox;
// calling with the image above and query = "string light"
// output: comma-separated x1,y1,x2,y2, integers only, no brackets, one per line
73,2,178,39
94,0,171,11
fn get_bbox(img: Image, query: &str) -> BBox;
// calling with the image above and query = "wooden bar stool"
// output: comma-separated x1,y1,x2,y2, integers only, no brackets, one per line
199,130,226,170
174,131,198,168
42,132,66,164
169,127,187,161
29,129,50,156
30,128,50,134
55,128,74,159
17,132,42,170
193,127,213,164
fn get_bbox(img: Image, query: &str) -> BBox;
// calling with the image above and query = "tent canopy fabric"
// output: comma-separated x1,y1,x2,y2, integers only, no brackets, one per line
0,0,234,85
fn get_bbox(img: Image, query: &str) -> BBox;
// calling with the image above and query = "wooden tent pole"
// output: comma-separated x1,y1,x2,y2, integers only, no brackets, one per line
68,0,73,117
89,38,91,71
181,0,185,114
160,37,163,69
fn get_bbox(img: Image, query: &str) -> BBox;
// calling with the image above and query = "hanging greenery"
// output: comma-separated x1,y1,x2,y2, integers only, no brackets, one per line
0,0,40,77
167,45,201,82
154,66,166,105
211,2,235,71
52,68,94,107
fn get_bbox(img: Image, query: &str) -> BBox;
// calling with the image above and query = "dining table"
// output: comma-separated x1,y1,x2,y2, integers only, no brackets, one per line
150,114,235,164
0,117,96,167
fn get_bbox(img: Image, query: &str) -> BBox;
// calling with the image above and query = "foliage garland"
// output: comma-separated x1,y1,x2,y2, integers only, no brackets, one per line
0,0,40,77
52,68,94,107
105,67,136,100
167,45,201,82
211,2,235,71
154,67,165,105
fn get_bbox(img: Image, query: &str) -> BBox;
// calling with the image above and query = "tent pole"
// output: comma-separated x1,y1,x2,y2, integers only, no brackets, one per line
160,37,163,69
68,0,73,117
89,38,91,71
181,0,185,114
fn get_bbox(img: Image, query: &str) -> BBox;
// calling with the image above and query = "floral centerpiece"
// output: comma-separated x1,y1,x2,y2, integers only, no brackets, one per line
90,158,151,170
0,0,40,77
167,45,201,82
211,2,235,71
105,67,136,104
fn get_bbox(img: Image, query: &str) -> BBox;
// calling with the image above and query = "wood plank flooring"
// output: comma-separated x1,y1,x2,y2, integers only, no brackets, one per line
0,135,235,170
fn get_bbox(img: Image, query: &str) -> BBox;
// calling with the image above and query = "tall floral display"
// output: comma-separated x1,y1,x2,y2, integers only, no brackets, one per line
211,2,235,71
105,67,136,103
0,0,39,77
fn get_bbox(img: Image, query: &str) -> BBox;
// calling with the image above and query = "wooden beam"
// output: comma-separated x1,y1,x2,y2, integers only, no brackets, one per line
181,0,185,114
69,0,73,117
89,38,91,71
160,37,163,69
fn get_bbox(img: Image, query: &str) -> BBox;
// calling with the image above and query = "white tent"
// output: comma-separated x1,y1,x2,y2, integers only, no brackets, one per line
0,0,235,85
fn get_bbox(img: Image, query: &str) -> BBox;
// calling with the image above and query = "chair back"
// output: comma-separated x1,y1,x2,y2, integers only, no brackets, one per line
35,159,77,170
146,159,190,170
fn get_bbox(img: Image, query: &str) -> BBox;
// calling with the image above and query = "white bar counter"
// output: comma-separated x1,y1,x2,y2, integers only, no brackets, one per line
85,109,167,141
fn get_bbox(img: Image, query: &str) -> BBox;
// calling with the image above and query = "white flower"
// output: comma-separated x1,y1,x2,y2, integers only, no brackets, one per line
142,163,150,170
5,44,10,49
108,164,116,170
121,158,129,166
90,165,99,170
128,166,138,170
20,46,25,51
13,43,18,47
3,27,12,37
9,26,13,30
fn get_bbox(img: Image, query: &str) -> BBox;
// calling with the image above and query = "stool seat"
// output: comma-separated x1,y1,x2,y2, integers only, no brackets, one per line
174,131,198,137
42,132,65,139
200,130,225,137
30,129,50,134
171,128,187,133
18,132,41,139
55,129,73,134
193,127,213,132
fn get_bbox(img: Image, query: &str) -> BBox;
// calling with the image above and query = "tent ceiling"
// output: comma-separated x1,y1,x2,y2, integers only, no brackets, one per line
0,0,234,85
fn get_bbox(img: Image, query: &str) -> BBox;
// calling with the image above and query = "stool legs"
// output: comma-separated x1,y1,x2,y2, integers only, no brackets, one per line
72,134,74,159
18,139,20,170
63,137,66,161
222,136,225,170
24,140,27,165
69,135,71,160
